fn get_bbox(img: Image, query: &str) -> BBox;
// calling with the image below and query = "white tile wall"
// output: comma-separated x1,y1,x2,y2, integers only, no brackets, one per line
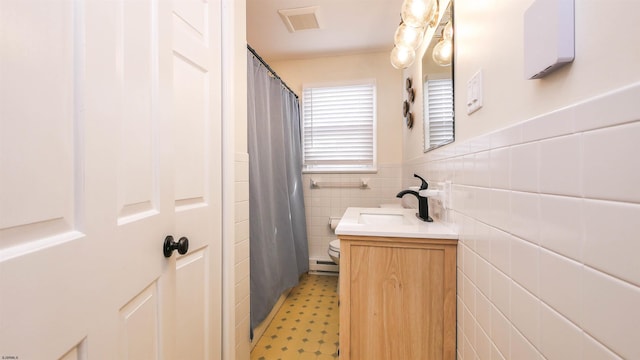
509,282,540,348
508,192,540,244
538,248,582,325
234,153,251,358
583,200,640,286
403,83,640,360
476,291,492,336
491,306,511,359
539,302,583,360
302,164,403,260
490,147,510,189
476,326,492,360
510,143,539,193
491,268,511,319
510,237,539,295
539,134,581,196
539,195,583,261
583,122,640,203
582,333,624,360
582,268,640,360
511,327,541,360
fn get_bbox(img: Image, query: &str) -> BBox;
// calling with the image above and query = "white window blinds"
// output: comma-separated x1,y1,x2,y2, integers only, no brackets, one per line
425,78,454,147
302,82,376,171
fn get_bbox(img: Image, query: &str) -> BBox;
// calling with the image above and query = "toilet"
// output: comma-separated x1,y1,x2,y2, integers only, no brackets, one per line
328,239,340,265
328,217,342,266
328,239,341,294
327,217,342,294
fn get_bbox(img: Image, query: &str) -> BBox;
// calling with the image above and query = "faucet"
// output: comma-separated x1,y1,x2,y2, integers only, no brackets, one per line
396,174,433,222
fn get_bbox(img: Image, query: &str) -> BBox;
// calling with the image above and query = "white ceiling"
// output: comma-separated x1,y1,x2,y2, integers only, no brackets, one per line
246,0,405,61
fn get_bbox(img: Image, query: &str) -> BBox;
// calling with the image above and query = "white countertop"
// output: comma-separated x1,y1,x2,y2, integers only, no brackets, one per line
335,207,459,240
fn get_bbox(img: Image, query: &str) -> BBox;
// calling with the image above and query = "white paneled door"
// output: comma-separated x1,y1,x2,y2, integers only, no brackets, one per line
0,1,222,359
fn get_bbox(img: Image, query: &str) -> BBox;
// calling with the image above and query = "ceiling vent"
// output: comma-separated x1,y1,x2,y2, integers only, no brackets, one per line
278,6,321,32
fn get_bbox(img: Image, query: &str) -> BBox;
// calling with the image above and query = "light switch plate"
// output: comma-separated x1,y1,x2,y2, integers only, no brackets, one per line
467,70,483,115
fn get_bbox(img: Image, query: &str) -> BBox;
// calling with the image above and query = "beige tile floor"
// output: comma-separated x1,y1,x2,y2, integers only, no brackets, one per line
251,274,339,360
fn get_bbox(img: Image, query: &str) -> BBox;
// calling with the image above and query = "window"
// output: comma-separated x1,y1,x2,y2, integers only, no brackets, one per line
424,77,454,149
302,81,376,172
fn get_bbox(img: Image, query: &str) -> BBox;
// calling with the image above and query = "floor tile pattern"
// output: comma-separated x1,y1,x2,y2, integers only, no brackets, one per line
251,274,339,360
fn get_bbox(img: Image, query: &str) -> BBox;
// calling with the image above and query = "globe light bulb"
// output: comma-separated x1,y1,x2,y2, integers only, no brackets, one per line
401,0,438,28
432,38,452,66
394,23,425,50
390,45,416,69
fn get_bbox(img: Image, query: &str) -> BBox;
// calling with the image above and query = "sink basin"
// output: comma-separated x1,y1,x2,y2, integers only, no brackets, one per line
358,212,414,225
335,207,457,239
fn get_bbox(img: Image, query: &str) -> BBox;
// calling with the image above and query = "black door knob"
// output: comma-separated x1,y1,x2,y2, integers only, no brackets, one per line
163,235,189,258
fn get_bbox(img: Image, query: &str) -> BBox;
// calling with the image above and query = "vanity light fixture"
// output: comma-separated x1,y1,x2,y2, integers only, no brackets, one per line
394,23,425,50
391,44,416,69
390,0,440,69
401,0,439,28
432,20,453,66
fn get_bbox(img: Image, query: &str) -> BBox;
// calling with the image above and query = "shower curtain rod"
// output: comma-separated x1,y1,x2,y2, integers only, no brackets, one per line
247,44,299,99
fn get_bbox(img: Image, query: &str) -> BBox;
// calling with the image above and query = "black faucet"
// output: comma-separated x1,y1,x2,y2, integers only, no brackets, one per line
396,174,433,222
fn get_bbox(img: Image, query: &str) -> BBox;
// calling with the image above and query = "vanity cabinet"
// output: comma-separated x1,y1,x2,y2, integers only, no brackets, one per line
338,235,457,360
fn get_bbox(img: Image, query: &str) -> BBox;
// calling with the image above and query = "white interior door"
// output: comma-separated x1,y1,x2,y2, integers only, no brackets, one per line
0,1,222,359
172,1,222,359
0,1,94,358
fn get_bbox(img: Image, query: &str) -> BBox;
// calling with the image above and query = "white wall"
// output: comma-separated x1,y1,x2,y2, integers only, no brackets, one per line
402,0,640,359
270,52,405,261
270,51,404,165
452,0,640,143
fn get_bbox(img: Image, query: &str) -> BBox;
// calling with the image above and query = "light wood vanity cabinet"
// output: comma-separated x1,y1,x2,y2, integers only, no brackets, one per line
338,235,457,360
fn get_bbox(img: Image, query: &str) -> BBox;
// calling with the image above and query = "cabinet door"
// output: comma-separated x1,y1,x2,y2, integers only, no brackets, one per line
343,241,456,360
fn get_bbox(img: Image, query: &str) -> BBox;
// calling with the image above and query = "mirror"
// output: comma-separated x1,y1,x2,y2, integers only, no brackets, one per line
423,2,454,152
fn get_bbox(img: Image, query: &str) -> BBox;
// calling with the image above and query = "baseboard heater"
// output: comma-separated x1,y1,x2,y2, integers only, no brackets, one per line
308,258,338,275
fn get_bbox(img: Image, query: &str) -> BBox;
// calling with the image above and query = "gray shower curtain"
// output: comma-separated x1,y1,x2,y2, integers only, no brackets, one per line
247,50,309,334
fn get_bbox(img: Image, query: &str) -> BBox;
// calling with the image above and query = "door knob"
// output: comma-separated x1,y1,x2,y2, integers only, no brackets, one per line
163,235,189,257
